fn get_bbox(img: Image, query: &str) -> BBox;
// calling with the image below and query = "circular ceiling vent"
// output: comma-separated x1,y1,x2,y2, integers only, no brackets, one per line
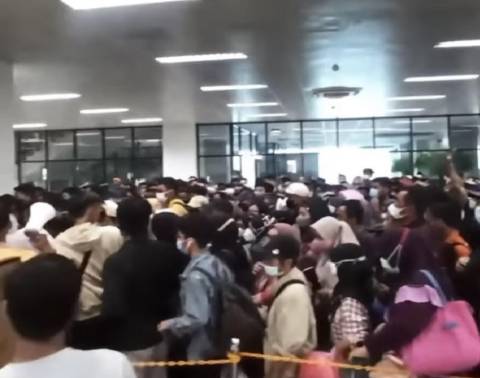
312,86,362,99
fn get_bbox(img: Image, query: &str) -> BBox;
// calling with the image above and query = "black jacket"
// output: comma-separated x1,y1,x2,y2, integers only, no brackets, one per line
101,239,189,351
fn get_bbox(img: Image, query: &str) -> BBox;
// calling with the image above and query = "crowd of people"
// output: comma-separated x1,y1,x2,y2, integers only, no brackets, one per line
2,157,480,377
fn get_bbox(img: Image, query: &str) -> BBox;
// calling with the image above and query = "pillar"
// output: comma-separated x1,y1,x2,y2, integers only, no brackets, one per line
0,61,16,193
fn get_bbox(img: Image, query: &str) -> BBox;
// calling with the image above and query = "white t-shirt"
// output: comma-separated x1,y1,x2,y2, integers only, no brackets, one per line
0,348,136,378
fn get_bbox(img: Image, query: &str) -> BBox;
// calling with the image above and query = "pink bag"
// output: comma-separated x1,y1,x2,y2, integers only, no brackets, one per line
401,270,480,375
299,351,339,378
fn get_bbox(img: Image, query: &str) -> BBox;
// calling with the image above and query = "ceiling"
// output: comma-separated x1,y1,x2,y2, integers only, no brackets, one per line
3,0,480,129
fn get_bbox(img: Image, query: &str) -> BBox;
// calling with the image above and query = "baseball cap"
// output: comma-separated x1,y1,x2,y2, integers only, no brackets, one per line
264,234,300,261
285,182,311,198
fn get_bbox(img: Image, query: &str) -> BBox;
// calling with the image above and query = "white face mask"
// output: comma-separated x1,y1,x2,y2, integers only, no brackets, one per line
475,207,480,224
243,228,256,243
469,198,477,210
369,188,379,199
156,192,167,202
263,264,279,277
176,239,189,255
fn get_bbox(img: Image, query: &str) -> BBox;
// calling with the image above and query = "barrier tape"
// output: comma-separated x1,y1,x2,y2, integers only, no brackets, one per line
133,352,474,378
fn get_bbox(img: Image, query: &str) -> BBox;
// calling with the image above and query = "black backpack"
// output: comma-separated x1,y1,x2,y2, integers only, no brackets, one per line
194,267,265,355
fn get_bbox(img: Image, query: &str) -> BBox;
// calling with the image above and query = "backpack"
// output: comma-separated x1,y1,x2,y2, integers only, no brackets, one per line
194,267,265,356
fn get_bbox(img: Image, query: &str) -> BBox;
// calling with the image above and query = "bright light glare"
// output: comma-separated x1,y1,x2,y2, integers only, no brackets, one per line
80,108,129,114
60,0,191,10
13,123,47,129
157,53,247,64
200,84,268,92
405,75,479,82
435,40,480,48
249,113,288,118
121,117,163,124
387,108,424,113
395,119,432,124
227,102,279,108
387,95,445,101
20,93,82,102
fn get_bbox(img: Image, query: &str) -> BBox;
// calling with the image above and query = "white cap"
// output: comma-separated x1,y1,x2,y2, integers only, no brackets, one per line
103,200,118,218
188,195,209,209
25,202,56,231
285,182,311,198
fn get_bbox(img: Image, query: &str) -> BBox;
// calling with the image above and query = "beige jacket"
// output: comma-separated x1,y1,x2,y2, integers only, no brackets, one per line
55,223,123,319
264,267,317,378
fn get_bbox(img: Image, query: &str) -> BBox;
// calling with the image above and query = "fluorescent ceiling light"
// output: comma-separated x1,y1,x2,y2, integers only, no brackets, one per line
201,84,268,92
80,108,129,114
249,113,288,118
13,123,47,129
405,75,479,82
138,139,162,143
387,95,445,101
157,53,247,64
395,119,432,124
105,136,127,140
20,93,82,102
60,0,191,10
387,108,425,113
227,102,279,108
77,132,100,137
435,40,480,48
121,117,163,124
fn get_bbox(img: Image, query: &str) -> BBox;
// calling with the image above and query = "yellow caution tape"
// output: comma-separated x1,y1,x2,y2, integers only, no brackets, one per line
134,351,475,378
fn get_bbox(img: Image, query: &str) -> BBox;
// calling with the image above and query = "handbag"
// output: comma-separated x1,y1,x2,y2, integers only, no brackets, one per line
400,270,480,375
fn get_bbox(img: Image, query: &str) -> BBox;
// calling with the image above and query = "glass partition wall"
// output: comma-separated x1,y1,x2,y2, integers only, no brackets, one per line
16,126,162,191
197,115,480,184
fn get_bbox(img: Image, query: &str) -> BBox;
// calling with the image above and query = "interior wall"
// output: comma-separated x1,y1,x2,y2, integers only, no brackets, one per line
162,119,197,179
0,61,16,193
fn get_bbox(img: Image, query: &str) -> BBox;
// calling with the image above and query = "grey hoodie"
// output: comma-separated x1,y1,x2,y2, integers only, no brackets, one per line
55,223,123,319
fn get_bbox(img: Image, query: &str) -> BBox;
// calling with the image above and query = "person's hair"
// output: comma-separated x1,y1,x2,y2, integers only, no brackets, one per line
345,200,364,224
372,177,391,188
14,183,36,198
117,197,152,238
363,168,374,176
429,200,462,229
178,212,214,248
300,225,318,244
189,184,208,196
67,192,103,219
160,177,178,193
0,203,10,232
208,198,234,216
5,254,82,341
405,186,430,219
151,212,180,245
267,234,300,263
210,212,238,249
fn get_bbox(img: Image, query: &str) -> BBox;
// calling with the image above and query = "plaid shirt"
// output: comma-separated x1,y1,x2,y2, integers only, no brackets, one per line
331,297,370,345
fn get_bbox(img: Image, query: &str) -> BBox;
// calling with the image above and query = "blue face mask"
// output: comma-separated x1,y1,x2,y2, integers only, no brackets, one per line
177,239,189,255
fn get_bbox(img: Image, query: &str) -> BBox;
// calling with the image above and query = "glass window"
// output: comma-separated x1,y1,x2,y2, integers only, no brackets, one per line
18,132,46,162
271,154,303,178
48,162,76,191
133,159,163,181
302,121,337,152
233,123,266,155
199,157,231,183
77,161,106,185
412,117,448,150
414,151,450,177
198,125,230,156
77,130,102,159
106,160,131,182
374,118,411,151
391,152,413,176
105,128,132,159
267,122,301,154
20,163,45,187
48,131,74,160
450,115,480,150
339,119,373,148
134,127,163,158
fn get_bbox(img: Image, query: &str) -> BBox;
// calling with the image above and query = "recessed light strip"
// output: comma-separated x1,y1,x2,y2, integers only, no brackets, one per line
122,117,163,124
435,40,480,48
60,0,192,10
387,95,445,101
395,120,432,124
405,75,479,82
201,84,268,92
227,102,279,108
80,108,129,114
387,108,425,113
13,123,47,129
249,113,288,118
20,93,82,102
157,53,247,64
